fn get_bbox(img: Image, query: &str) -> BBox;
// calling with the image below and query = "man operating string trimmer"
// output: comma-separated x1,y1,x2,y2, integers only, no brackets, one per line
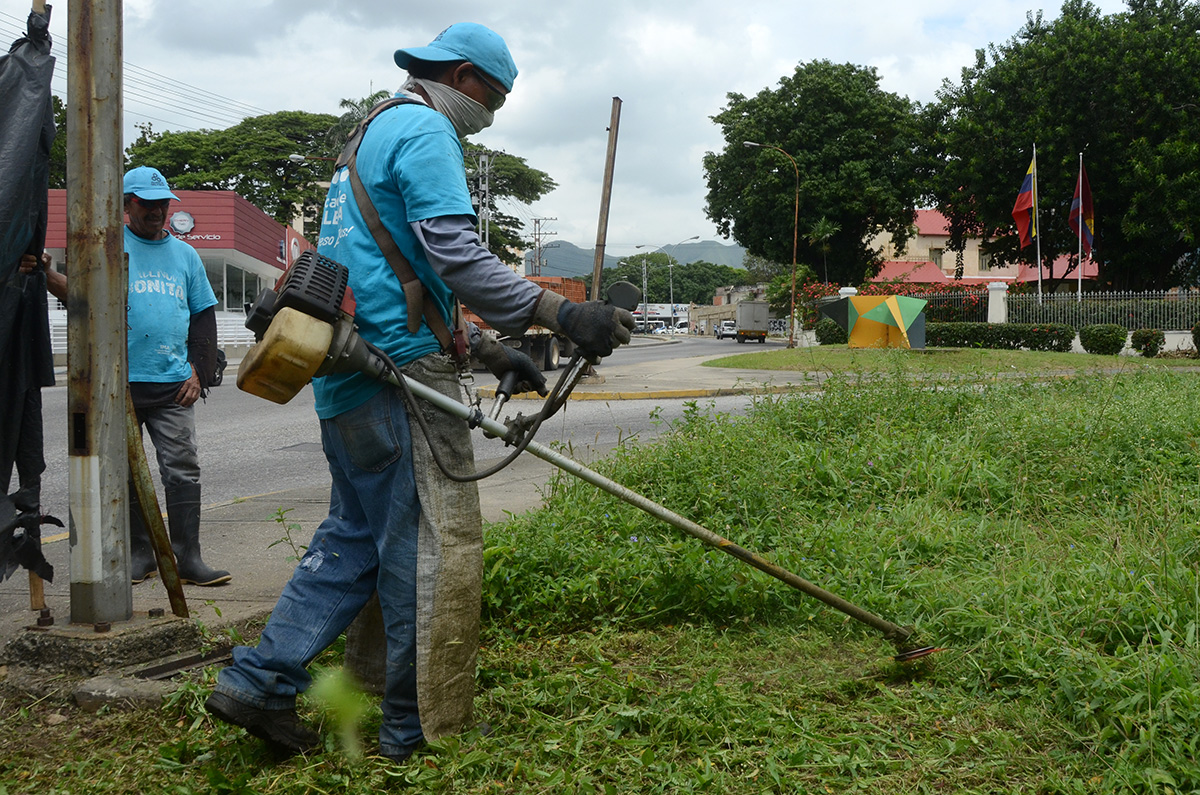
206,23,635,761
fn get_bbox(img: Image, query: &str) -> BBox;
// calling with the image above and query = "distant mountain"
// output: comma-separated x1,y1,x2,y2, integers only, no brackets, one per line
525,240,746,278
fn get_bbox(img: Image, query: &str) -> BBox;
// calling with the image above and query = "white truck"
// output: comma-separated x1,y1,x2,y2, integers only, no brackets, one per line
734,301,768,343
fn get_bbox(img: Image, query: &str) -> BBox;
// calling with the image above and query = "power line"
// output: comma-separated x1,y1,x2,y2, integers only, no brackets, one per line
0,11,271,132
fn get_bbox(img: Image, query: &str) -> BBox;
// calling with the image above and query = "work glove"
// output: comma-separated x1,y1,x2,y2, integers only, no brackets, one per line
474,332,548,396
532,290,635,360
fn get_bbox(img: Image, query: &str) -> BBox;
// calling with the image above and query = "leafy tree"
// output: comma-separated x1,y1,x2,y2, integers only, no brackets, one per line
807,217,840,284
464,142,557,268
583,256,751,304
326,89,391,151
124,103,555,263
703,60,923,286
742,252,789,282
48,94,66,189
927,0,1200,289
125,111,339,231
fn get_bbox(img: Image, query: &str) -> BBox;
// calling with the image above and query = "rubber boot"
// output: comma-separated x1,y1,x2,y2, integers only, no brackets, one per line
165,482,231,586
128,486,158,584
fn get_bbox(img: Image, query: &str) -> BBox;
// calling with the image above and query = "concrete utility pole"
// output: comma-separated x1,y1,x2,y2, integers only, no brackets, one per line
530,217,557,276
67,0,132,623
468,151,493,249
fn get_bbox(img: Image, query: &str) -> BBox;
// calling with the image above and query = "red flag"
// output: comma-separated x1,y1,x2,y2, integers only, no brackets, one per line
1068,162,1094,255
1011,155,1037,248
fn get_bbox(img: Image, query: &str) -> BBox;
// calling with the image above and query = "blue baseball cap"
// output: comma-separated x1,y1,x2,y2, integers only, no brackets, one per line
123,166,179,201
393,23,517,92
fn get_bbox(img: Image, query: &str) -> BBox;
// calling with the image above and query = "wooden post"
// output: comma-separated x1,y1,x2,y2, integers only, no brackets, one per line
126,392,189,618
590,97,622,302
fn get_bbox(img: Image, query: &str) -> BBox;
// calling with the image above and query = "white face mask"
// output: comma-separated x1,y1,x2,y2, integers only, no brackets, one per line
403,76,495,138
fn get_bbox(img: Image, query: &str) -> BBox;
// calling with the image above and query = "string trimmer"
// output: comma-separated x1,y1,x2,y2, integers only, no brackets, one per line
237,252,926,657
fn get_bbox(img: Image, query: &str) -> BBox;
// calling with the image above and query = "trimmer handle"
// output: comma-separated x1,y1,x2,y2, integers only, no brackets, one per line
495,370,519,402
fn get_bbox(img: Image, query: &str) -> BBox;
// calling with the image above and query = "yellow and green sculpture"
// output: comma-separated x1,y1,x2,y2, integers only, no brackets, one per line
820,295,927,349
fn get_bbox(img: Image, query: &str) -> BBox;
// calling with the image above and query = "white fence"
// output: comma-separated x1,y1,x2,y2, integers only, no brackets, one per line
47,311,255,356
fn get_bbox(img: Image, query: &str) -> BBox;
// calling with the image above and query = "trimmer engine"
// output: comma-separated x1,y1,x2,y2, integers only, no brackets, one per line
237,251,386,404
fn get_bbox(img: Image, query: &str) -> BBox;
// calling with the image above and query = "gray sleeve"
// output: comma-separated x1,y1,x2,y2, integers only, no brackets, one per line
413,216,544,338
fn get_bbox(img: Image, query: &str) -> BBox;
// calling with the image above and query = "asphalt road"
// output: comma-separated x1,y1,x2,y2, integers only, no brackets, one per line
32,335,757,523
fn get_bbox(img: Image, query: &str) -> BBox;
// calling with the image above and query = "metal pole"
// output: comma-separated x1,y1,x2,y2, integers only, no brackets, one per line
788,155,799,349
395,372,913,647
590,97,622,302
642,260,648,333
67,0,131,623
1077,152,1083,302
1033,143,1042,304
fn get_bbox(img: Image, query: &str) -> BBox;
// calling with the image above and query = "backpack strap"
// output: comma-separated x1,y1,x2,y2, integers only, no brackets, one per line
335,97,466,361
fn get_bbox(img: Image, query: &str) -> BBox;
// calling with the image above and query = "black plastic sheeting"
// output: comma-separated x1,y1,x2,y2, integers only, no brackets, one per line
0,6,58,584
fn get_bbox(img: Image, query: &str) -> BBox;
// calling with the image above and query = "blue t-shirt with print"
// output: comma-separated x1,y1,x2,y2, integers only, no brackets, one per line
125,225,219,383
313,98,474,420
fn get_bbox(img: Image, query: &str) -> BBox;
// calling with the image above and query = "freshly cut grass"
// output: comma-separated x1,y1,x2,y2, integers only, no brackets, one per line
5,366,1200,793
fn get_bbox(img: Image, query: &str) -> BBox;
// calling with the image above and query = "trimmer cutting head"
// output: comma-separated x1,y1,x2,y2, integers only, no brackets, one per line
893,646,945,662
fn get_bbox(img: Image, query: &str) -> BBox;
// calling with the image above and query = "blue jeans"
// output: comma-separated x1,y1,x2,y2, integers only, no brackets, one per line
214,386,423,755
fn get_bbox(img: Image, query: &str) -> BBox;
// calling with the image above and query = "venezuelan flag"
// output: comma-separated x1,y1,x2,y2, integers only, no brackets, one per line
1069,162,1094,255
1011,154,1037,249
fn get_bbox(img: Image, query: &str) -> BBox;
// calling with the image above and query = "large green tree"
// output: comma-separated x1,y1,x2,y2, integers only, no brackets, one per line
464,142,557,268
123,104,556,263
125,111,338,230
927,0,1200,289
583,255,751,304
703,60,923,286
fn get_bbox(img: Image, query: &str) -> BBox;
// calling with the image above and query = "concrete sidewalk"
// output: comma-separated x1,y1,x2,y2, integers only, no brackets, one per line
0,336,809,675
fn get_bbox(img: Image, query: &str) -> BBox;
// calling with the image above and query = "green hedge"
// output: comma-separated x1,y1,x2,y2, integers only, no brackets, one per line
1078,324,1127,355
1130,328,1165,358
926,322,1075,352
814,317,848,345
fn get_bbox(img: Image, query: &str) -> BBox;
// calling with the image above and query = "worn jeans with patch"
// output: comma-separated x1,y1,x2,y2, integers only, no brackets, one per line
214,385,423,755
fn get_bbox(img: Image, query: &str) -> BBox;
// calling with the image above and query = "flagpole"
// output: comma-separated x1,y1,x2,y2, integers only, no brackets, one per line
1077,152,1083,301
1033,143,1042,304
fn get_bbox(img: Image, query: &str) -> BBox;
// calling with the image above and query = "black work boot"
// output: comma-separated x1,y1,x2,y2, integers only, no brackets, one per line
128,486,158,584
165,482,231,586
205,691,320,755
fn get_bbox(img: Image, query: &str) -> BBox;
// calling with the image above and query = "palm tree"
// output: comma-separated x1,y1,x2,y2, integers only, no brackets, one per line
326,90,392,150
807,216,840,284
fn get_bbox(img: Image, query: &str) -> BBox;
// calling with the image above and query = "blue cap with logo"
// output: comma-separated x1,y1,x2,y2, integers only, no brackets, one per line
123,166,180,201
393,22,517,92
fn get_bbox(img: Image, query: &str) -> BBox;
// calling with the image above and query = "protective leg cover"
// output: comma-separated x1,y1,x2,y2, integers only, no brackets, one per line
407,355,482,739
344,355,482,739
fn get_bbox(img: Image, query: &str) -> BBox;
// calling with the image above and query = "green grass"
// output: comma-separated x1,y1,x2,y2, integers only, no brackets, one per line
7,364,1200,792
704,344,1200,375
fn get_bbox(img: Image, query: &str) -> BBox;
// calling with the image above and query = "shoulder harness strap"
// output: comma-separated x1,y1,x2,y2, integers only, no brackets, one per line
334,98,465,360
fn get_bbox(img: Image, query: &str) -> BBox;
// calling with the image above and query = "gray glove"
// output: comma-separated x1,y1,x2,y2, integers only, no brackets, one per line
532,290,635,360
475,333,548,396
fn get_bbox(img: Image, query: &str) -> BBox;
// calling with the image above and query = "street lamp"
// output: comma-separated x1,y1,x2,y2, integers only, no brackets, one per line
288,153,336,163
637,235,699,332
743,140,799,348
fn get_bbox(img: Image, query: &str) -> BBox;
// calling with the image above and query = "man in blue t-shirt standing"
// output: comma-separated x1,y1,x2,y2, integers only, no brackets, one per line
121,166,229,587
207,23,634,762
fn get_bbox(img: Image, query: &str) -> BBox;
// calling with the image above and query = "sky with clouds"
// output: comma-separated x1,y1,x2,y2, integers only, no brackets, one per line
8,0,1129,260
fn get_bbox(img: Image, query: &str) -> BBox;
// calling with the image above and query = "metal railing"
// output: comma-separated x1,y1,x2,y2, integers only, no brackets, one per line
48,311,256,356
1008,291,1200,331
912,292,988,323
